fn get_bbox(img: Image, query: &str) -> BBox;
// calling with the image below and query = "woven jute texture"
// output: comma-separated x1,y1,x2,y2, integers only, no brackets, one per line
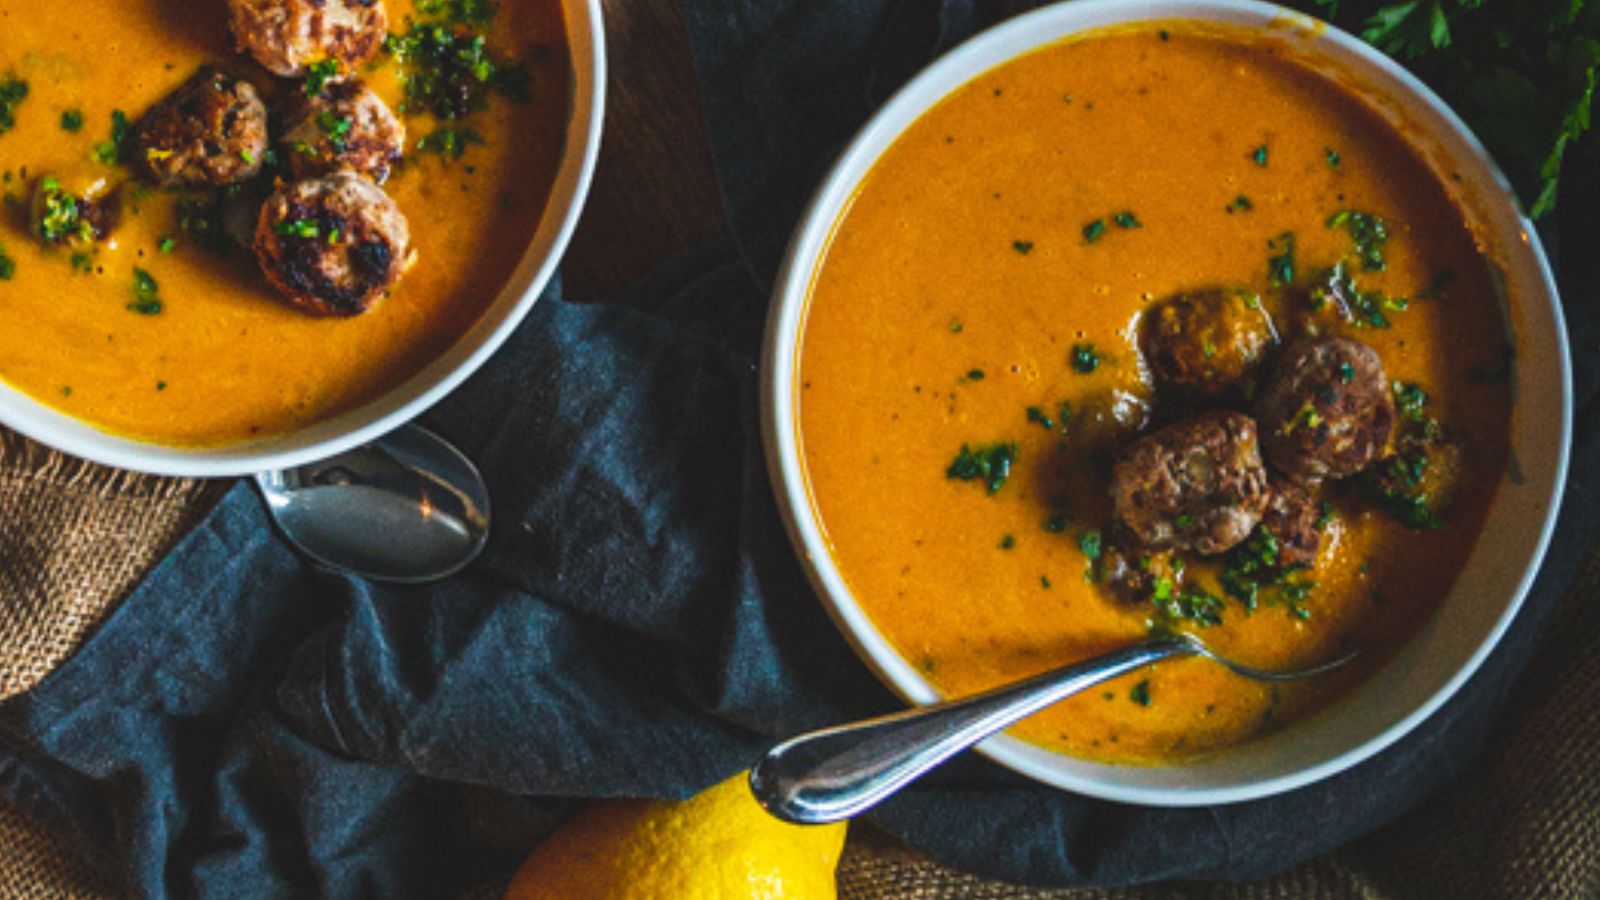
1,427,1597,899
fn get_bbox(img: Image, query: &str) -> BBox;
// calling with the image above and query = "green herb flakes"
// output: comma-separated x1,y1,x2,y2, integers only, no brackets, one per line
60,109,85,133
304,60,341,98
1267,232,1296,287
128,268,163,315
1012,239,1034,254
0,76,29,137
1070,343,1101,373
1251,144,1269,166
1113,211,1142,229
1130,680,1152,706
947,442,1018,495
1082,219,1106,243
1326,210,1390,271
417,127,486,160
0,243,14,280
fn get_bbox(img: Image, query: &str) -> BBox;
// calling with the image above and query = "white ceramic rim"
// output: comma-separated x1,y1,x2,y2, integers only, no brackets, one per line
0,0,608,478
763,0,1572,806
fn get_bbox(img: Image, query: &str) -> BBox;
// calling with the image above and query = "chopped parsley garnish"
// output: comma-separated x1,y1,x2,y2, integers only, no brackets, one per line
1012,239,1034,254
1267,232,1296,286
1338,362,1355,383
1129,680,1152,706
1251,144,1269,166
0,243,14,280
1041,575,1052,589
1070,343,1101,373
317,111,354,154
1043,512,1071,533
35,178,91,244
1226,194,1254,213
93,110,131,165
1360,453,1445,530
1220,527,1316,618
417,127,486,160
947,442,1018,495
999,534,1016,550
304,60,342,98
417,0,498,25
948,318,964,334
128,268,163,315
1325,147,1342,168
157,236,177,254
1078,529,1103,561
60,109,84,132
1026,406,1055,430
1393,381,1429,423
385,22,530,121
69,252,93,274
1155,585,1226,628
1082,219,1106,243
1326,210,1390,271
1113,211,1142,229
275,219,321,239
0,76,28,137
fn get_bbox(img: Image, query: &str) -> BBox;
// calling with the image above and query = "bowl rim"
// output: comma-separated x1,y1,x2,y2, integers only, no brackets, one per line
761,0,1572,806
0,0,608,478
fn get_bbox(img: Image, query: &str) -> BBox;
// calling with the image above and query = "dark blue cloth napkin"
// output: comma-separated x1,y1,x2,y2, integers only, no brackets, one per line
2,2,1598,896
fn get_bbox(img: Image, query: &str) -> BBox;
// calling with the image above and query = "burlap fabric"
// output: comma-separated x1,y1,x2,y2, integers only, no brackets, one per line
1,426,1597,898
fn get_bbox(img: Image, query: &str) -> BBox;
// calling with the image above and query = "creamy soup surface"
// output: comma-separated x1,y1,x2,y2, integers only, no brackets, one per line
0,0,569,446
798,25,1513,764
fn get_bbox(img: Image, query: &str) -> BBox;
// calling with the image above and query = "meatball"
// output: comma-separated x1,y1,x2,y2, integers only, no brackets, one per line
132,67,269,189
1261,481,1322,569
1095,534,1185,605
1141,288,1277,396
1110,410,1271,555
30,173,115,247
254,173,413,317
1255,337,1395,483
279,78,405,183
229,0,389,78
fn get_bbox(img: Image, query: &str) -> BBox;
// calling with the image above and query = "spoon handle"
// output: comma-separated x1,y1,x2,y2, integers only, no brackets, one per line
749,637,1195,825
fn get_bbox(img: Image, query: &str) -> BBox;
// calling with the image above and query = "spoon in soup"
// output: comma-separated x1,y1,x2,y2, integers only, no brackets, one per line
749,632,1359,825
255,423,491,583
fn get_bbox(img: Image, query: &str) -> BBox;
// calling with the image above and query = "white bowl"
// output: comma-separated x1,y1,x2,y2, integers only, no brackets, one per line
763,0,1571,806
0,0,607,478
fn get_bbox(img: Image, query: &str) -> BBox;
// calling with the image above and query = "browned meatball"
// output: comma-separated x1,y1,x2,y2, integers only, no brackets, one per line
280,78,405,183
1255,337,1395,483
1141,288,1276,396
132,67,269,189
229,0,389,78
1261,481,1322,568
1110,410,1271,555
254,173,413,317
1095,534,1185,605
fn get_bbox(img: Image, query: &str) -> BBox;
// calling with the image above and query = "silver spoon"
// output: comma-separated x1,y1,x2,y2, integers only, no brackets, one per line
749,632,1359,825
254,423,491,583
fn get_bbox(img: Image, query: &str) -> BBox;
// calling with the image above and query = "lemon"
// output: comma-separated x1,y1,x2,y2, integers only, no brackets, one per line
503,770,848,899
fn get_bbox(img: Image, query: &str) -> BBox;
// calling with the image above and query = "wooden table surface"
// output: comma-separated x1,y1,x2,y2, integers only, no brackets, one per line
561,0,728,300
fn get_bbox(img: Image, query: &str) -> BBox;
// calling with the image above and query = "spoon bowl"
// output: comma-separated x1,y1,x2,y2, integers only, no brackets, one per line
255,423,491,583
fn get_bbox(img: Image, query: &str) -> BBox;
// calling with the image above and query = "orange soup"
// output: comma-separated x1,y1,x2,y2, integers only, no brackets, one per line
798,26,1512,764
0,0,569,446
